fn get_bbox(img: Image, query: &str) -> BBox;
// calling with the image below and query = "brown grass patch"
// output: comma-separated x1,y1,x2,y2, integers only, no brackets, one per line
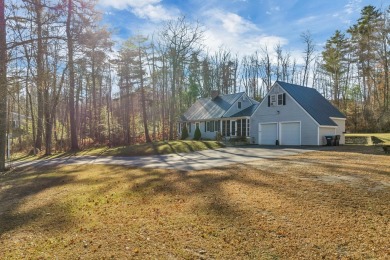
1,147,389,259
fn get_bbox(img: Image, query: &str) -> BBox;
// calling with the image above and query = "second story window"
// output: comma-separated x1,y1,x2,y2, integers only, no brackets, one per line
238,101,242,109
278,94,283,105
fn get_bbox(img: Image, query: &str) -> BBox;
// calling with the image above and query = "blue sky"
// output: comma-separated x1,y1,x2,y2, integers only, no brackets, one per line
97,0,385,62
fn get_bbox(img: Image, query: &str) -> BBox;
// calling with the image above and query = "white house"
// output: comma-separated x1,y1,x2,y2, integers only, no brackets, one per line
179,90,259,141
179,81,346,146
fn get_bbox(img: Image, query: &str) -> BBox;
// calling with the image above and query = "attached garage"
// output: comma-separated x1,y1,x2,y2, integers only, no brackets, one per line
258,123,277,145
280,122,301,145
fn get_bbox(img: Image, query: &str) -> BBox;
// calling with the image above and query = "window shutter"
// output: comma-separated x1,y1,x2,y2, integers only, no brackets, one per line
283,93,286,105
268,95,270,107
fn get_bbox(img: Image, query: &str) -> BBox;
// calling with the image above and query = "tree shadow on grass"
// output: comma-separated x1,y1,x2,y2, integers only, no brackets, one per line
181,141,195,152
0,165,80,236
1,154,389,258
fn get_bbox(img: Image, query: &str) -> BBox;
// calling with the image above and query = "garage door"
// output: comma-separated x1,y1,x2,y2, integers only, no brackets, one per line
259,123,277,145
280,122,300,145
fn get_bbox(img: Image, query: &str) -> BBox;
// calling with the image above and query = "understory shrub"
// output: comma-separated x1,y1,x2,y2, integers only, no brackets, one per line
181,125,189,140
193,126,201,140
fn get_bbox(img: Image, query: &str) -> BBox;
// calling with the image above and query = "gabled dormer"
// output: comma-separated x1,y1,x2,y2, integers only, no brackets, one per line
267,84,286,107
224,92,256,117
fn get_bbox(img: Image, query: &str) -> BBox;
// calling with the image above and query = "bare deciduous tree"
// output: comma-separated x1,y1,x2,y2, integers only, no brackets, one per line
0,0,7,171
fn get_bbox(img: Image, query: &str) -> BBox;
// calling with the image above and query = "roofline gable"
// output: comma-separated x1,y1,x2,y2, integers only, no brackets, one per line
221,92,245,117
252,84,275,115
277,82,321,126
252,82,321,126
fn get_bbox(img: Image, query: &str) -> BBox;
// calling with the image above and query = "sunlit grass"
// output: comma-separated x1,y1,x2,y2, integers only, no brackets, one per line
1,147,389,258
12,140,225,162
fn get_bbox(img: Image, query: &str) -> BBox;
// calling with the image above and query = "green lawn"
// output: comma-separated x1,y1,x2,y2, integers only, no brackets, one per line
12,140,225,161
83,140,225,157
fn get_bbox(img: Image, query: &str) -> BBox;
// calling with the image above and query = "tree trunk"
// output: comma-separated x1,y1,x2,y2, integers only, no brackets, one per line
169,61,176,140
44,87,52,155
91,52,97,141
0,0,7,171
66,0,79,151
34,0,44,151
139,46,151,143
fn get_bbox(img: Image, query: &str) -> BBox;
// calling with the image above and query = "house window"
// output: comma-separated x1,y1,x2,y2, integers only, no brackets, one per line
277,94,283,105
188,123,192,133
215,121,220,132
232,121,236,136
278,94,283,105
237,119,242,136
196,122,200,130
242,119,247,137
238,102,242,109
222,120,231,137
271,95,276,105
235,119,249,137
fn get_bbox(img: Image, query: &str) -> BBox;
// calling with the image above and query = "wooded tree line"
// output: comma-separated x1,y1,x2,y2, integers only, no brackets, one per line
0,2,389,170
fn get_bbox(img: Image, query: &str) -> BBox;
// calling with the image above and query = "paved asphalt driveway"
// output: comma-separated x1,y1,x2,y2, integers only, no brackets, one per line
11,146,318,171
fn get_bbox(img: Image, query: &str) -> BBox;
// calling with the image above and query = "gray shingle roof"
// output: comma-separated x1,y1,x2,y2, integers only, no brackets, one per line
181,92,258,121
230,103,260,117
276,81,346,126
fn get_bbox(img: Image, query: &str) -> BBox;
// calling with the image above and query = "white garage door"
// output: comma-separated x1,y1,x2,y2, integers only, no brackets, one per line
259,123,278,145
280,122,300,145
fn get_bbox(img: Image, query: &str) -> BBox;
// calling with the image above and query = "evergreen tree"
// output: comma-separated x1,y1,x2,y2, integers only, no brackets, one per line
321,30,349,107
181,125,189,140
193,126,201,140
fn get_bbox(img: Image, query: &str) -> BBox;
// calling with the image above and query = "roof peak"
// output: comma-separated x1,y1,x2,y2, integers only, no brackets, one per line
214,91,246,96
276,81,315,90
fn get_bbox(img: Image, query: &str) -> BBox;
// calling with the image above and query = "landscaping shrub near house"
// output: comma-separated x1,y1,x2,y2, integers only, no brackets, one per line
228,136,248,145
193,126,201,140
181,125,189,140
215,132,223,141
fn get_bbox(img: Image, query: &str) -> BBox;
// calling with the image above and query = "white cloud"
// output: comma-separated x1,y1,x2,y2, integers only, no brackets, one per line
330,0,362,25
99,0,179,21
99,0,159,9
296,15,318,25
132,4,179,21
266,5,280,15
201,10,287,57
206,9,259,35
345,0,362,15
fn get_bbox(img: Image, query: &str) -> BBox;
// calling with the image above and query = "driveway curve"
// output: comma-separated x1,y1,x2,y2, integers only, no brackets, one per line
11,146,319,171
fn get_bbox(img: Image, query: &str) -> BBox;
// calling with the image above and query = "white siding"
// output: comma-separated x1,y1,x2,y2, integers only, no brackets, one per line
224,93,253,117
331,118,346,145
318,127,336,145
182,121,218,140
250,83,319,145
